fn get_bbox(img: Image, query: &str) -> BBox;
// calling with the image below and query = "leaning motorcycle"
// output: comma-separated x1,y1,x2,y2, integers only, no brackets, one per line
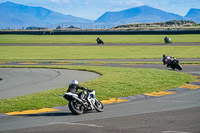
63,90,104,115
168,59,182,70
96,39,104,44
164,37,172,44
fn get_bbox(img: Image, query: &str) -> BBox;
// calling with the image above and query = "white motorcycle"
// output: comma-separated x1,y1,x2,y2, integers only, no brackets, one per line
63,90,104,115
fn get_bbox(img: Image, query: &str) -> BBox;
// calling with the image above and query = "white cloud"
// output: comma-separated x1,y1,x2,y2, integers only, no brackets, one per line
108,0,143,7
126,0,143,6
49,0,70,3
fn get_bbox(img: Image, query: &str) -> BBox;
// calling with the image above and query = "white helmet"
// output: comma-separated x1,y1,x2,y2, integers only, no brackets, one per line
71,80,78,85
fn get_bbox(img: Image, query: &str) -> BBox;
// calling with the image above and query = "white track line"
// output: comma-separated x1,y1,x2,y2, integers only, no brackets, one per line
48,122,103,128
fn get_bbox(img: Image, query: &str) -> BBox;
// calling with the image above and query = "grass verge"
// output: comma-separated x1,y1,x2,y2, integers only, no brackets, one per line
0,65,196,113
0,46,200,60
0,34,200,43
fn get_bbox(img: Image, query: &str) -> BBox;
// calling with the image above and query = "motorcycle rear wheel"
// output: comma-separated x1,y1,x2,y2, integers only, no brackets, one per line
68,100,84,115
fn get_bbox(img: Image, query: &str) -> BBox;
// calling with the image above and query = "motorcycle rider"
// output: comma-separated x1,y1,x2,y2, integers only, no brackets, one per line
96,37,104,44
162,54,175,67
67,80,92,100
164,36,171,44
96,37,100,41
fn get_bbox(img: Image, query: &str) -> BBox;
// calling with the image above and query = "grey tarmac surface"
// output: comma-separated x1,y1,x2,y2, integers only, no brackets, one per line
2,58,198,63
0,88,200,133
0,42,200,46
58,58,200,62
1,107,199,133
89,64,200,75
0,68,100,99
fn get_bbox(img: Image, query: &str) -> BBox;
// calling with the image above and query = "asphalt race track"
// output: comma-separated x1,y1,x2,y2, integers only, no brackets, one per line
0,83,200,133
0,42,200,133
0,42,199,46
0,68,100,99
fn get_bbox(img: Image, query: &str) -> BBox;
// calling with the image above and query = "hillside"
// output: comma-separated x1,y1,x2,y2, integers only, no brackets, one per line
185,8,200,23
95,5,185,25
0,1,91,29
0,1,199,29
110,20,199,31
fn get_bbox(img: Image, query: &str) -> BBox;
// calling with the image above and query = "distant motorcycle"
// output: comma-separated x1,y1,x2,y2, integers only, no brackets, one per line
96,37,104,44
63,90,104,115
164,37,172,44
167,58,182,70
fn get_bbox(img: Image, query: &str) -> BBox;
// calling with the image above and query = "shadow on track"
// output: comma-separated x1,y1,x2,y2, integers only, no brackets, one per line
16,112,72,117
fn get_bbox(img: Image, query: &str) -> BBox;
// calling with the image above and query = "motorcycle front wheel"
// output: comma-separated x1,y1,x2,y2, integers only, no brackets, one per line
68,100,84,115
175,63,182,70
94,99,104,112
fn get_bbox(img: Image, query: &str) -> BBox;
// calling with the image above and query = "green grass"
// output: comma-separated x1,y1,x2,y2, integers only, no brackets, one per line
0,34,200,43
0,46,200,60
0,34,199,113
0,65,196,113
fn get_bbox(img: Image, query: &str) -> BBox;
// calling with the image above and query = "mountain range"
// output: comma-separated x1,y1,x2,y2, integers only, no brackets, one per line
0,1,200,29
95,5,186,24
0,1,91,29
185,8,200,24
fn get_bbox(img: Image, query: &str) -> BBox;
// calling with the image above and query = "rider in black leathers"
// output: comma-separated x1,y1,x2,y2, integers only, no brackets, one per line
96,37,104,44
67,80,92,99
164,36,172,44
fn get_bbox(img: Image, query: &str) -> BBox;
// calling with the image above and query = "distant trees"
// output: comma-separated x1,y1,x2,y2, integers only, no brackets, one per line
26,26,47,30
56,25,61,30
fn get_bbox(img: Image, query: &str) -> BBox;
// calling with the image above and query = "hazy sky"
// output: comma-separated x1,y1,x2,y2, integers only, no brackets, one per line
1,0,200,20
